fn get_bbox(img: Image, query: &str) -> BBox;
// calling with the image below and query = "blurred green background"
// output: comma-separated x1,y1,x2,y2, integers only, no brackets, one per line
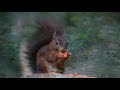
0,12,120,78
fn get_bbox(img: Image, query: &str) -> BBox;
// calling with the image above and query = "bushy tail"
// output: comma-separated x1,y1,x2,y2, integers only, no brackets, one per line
20,41,33,77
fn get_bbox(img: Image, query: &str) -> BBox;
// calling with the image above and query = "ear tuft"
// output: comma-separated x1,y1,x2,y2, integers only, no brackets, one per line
53,32,56,39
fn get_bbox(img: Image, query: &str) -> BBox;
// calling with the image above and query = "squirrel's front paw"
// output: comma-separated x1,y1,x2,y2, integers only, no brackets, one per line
58,51,71,59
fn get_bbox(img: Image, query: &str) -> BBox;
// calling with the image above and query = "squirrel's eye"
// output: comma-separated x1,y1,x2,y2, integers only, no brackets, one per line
56,41,59,44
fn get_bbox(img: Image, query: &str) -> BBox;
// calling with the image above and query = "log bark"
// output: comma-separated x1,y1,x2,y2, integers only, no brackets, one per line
21,73,95,78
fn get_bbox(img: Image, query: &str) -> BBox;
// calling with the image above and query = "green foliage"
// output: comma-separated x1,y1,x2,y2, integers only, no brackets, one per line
0,12,21,78
65,12,120,77
64,12,80,26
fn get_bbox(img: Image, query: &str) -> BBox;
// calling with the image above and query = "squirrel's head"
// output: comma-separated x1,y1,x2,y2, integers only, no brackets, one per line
50,32,68,52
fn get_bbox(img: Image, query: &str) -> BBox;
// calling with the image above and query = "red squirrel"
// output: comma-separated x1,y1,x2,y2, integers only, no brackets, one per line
23,19,71,74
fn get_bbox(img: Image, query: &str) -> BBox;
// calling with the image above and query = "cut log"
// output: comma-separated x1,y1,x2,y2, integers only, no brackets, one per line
21,73,95,78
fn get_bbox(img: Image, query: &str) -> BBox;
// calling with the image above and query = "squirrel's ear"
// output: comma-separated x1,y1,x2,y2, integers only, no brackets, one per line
53,32,56,39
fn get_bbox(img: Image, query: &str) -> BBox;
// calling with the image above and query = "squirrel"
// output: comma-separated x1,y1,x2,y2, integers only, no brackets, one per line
20,19,71,76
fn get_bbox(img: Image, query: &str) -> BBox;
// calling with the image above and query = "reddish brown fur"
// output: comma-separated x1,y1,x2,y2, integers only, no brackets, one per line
25,19,70,74
36,44,70,74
